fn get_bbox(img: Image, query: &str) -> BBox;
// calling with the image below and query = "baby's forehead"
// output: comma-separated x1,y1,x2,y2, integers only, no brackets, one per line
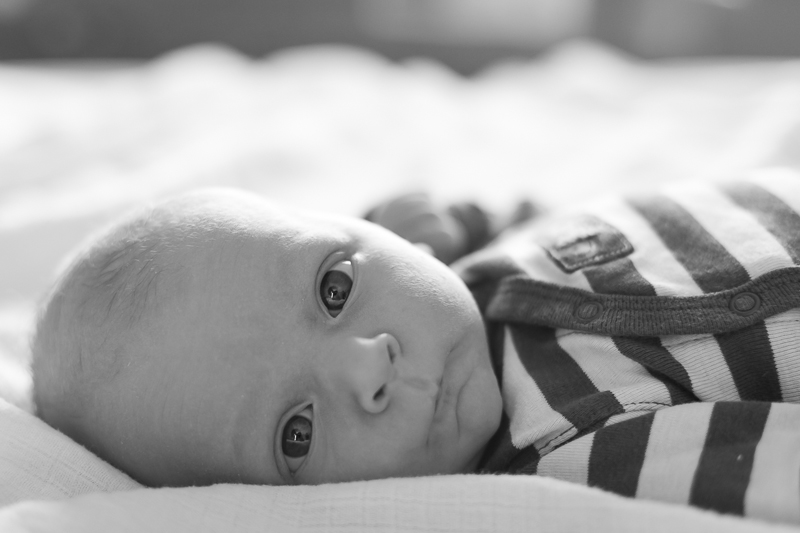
164,190,357,274
168,189,329,241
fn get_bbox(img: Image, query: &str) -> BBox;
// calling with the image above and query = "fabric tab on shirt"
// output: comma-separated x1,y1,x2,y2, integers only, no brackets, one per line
539,215,634,273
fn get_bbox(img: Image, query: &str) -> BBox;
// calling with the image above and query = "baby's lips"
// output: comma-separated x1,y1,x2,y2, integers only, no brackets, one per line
400,375,439,398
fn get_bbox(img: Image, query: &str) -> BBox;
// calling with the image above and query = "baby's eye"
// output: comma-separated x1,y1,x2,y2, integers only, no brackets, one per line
319,260,353,317
282,407,313,473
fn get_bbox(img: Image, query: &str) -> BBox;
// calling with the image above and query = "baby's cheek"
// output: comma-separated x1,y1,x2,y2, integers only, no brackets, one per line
324,415,428,482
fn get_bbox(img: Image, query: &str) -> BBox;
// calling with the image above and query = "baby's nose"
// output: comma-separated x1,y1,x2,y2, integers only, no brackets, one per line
346,333,400,414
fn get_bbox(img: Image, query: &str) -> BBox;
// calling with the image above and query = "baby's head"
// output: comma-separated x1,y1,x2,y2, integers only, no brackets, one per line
31,189,502,487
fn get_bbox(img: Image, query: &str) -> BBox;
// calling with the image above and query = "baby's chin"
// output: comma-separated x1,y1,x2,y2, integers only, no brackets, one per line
455,362,503,466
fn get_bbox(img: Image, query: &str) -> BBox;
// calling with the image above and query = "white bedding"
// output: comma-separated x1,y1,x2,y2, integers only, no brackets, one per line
1,40,800,531
0,394,794,533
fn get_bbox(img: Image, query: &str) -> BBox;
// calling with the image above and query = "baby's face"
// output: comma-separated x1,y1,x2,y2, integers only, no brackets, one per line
120,191,502,486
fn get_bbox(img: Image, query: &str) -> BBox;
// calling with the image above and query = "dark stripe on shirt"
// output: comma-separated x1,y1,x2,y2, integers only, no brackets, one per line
587,411,655,497
461,253,526,315
724,182,800,265
659,376,698,406
477,414,517,473
613,336,695,398
629,195,751,293
510,324,624,429
486,322,506,385
715,322,782,401
690,401,770,515
509,444,542,475
583,257,658,296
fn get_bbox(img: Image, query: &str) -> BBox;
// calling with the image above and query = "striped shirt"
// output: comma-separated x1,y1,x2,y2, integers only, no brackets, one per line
453,168,800,524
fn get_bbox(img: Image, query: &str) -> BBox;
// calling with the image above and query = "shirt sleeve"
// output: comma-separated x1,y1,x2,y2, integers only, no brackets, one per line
533,401,800,525
612,308,800,403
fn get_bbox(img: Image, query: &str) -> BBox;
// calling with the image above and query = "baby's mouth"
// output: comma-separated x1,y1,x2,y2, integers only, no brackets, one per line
400,374,438,399
432,377,444,418
432,343,458,423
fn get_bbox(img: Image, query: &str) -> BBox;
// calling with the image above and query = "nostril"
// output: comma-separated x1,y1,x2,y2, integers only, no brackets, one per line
373,386,385,402
385,334,400,363
387,343,395,363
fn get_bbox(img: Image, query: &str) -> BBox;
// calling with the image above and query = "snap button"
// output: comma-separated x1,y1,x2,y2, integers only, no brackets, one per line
575,301,603,322
730,292,761,316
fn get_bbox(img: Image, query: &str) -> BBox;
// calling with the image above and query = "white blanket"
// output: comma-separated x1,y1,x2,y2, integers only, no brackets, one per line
0,393,792,533
3,475,797,533
2,40,800,532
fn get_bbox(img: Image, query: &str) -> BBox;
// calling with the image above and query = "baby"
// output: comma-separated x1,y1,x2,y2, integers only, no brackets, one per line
31,189,503,487
31,169,800,523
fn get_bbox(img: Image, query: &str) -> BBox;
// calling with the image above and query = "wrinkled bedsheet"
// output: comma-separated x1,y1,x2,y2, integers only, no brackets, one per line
1,40,800,532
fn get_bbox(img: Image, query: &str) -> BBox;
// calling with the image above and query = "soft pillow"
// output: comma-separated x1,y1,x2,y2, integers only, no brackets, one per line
1,473,792,533
0,398,141,507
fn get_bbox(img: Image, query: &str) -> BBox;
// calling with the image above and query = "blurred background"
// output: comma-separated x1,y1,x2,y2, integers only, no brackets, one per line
1,0,800,72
